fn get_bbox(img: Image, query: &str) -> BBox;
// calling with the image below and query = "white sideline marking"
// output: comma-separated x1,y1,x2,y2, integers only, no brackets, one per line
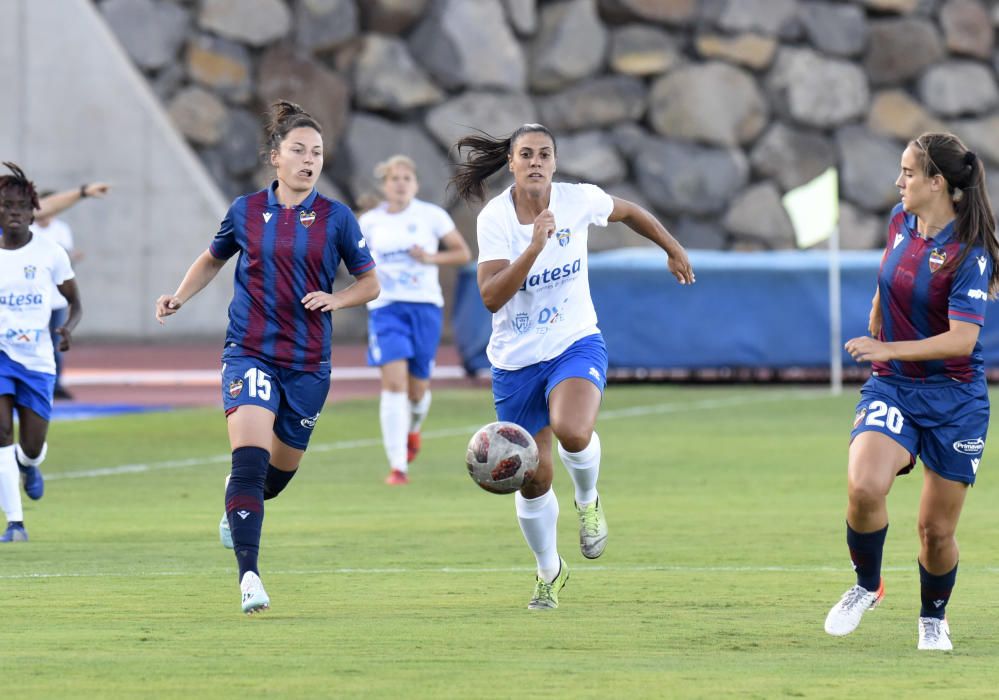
46,390,826,482
0,563,925,581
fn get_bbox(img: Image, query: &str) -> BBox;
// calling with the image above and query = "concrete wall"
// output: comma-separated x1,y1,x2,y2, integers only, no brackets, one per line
0,0,230,340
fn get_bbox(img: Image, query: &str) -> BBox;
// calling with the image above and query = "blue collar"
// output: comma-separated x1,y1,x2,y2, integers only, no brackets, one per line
266,181,319,210
904,211,955,244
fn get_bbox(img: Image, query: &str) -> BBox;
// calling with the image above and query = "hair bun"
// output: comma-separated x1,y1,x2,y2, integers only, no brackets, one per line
964,151,977,167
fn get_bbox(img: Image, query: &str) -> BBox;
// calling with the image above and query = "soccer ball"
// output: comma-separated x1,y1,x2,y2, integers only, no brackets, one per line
465,421,538,494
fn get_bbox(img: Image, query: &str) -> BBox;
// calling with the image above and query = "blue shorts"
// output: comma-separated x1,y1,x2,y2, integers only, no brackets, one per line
221,351,330,451
0,351,55,421
851,376,989,485
491,333,608,437
367,302,443,380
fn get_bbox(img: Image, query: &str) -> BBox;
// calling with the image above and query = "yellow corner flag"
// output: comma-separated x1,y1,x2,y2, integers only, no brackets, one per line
782,167,839,249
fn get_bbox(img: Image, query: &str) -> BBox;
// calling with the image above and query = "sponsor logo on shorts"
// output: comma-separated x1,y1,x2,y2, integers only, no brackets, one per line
952,437,984,455
971,458,981,474
300,412,320,429
589,367,601,382
228,378,244,399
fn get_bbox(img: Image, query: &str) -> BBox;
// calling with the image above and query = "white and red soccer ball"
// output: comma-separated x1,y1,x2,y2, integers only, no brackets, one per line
465,421,538,494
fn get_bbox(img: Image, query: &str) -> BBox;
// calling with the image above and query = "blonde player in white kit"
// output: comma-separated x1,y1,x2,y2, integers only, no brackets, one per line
360,156,470,485
0,163,83,542
451,124,695,609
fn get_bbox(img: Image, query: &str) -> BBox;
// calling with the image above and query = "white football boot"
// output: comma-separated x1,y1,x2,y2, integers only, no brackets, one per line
918,617,952,651
240,571,270,615
824,579,884,636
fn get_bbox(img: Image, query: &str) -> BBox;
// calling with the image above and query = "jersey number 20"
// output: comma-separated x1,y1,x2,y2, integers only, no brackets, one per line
865,400,903,434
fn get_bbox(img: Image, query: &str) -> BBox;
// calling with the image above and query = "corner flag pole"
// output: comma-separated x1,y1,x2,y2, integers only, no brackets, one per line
781,167,841,395
828,223,842,396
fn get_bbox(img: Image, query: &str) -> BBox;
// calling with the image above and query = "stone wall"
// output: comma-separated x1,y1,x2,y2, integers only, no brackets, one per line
96,0,999,257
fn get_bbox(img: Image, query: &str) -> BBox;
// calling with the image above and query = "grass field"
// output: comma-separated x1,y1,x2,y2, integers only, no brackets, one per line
5,385,999,698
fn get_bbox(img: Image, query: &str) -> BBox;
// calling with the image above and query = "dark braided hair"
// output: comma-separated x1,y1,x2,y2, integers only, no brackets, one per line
0,162,40,211
911,132,999,295
262,100,322,156
450,124,557,202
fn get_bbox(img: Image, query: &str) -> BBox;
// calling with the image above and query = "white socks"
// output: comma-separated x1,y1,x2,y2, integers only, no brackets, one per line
515,488,560,582
0,445,23,522
380,390,409,472
409,390,431,433
16,442,47,467
558,432,601,506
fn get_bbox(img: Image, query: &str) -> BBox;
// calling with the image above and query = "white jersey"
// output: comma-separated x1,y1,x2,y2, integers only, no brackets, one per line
30,218,75,311
0,234,74,374
359,198,456,309
477,182,614,370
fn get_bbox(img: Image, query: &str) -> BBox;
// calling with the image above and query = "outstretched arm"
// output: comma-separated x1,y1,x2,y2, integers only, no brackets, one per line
155,250,227,324
608,196,695,285
36,183,111,219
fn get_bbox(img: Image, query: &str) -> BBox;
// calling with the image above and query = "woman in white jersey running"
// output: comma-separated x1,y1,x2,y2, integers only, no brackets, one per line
0,163,84,542
360,155,471,485
451,124,695,609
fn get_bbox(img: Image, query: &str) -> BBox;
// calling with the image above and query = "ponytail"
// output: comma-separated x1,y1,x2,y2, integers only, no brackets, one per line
913,133,999,295
263,100,322,156
450,123,557,202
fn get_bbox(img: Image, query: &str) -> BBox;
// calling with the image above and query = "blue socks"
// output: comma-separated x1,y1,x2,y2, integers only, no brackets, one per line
919,560,957,620
847,522,888,591
225,446,269,580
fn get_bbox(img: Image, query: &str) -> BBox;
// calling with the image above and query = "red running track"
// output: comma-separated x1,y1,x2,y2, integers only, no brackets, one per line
59,342,487,407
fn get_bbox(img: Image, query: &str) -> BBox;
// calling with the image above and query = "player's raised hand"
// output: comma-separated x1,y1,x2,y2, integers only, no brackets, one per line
531,209,556,250
83,182,111,199
155,294,182,324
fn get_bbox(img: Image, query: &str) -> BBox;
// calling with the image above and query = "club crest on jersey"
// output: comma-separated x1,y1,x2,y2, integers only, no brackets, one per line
23,265,36,280
928,248,946,273
228,378,244,399
853,407,867,428
978,255,987,276
300,210,316,228
513,312,532,335
555,228,571,247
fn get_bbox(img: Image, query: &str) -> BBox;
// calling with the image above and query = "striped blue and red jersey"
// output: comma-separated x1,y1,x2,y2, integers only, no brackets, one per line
209,183,375,371
873,203,992,383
